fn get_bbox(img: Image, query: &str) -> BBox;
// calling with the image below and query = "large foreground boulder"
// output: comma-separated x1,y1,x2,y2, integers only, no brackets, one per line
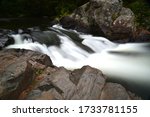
60,0,136,40
0,49,53,99
0,49,140,100
19,64,140,100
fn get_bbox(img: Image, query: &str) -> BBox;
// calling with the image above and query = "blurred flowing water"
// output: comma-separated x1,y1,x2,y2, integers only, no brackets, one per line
4,24,150,99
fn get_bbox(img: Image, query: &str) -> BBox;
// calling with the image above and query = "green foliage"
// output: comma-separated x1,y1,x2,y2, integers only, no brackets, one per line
124,0,150,30
55,1,77,19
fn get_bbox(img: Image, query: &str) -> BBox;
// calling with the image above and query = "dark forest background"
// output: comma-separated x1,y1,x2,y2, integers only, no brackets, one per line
0,0,150,29
0,0,88,18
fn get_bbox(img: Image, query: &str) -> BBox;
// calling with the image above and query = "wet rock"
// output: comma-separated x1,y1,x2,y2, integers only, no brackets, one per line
60,0,136,40
0,29,14,49
31,31,61,46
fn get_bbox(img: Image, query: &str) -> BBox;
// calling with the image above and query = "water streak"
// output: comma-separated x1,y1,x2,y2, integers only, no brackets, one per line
6,25,150,99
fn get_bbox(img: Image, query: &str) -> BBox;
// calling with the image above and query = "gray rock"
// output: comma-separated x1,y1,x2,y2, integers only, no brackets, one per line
71,66,106,100
24,65,139,100
0,49,52,99
24,66,106,100
0,29,14,49
110,7,135,39
100,83,130,100
0,36,13,49
61,0,136,40
0,49,140,100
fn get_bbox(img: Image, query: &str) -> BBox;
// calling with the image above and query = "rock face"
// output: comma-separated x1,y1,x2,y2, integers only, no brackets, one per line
0,49,140,100
60,0,136,40
0,49,53,99
132,29,150,42
100,83,130,100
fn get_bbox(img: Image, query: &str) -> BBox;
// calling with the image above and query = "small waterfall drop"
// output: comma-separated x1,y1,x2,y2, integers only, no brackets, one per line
5,25,150,99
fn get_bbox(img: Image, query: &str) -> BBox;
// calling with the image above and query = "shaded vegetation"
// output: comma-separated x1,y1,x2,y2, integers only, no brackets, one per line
124,0,150,30
0,0,149,30
0,0,88,18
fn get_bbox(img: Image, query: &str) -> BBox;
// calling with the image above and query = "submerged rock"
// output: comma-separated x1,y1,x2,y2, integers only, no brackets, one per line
60,0,136,40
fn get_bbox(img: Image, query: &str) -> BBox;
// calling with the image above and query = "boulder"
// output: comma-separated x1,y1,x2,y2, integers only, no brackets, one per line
100,83,130,100
60,0,136,40
0,49,53,99
31,30,61,46
20,64,140,100
0,49,140,100
132,29,150,42
21,66,106,100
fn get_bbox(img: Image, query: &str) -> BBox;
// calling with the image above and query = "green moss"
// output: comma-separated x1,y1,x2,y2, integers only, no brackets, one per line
112,13,119,21
35,69,44,76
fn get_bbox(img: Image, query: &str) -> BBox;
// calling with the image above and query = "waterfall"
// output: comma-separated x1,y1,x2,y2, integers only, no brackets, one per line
5,25,150,99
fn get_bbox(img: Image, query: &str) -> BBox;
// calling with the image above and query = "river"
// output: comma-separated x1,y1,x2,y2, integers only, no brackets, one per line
1,19,150,99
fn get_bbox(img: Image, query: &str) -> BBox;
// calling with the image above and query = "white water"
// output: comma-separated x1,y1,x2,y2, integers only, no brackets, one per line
6,25,150,99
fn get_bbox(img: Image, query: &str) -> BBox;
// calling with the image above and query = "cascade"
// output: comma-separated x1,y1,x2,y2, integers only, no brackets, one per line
6,25,150,99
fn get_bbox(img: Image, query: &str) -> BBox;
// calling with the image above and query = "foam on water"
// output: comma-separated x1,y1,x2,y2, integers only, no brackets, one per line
6,25,150,99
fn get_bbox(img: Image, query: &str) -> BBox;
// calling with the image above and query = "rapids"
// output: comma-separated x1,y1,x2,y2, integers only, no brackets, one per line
5,25,150,99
